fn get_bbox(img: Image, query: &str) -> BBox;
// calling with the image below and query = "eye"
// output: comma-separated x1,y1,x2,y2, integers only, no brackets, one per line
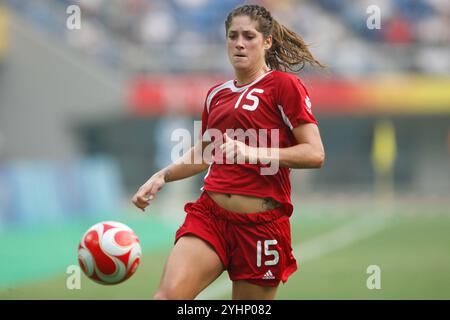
244,33,256,40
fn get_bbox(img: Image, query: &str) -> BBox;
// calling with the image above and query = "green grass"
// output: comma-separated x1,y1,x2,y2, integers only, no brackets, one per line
275,215,450,300
1,202,449,300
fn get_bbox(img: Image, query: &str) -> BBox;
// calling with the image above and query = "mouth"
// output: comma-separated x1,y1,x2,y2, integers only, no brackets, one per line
233,54,247,58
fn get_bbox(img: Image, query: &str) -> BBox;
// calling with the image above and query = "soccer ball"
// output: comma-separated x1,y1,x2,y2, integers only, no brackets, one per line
78,221,142,285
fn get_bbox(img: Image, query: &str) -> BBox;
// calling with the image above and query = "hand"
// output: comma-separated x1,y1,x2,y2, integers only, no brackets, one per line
132,173,166,212
219,133,258,164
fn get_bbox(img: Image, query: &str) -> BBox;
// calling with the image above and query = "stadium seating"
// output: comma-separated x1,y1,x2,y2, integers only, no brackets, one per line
7,0,450,75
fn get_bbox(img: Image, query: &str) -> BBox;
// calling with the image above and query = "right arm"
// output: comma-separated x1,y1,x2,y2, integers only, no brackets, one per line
132,140,210,211
133,85,215,212
160,140,210,183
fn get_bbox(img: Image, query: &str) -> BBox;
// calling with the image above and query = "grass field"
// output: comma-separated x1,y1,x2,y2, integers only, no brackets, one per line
0,198,449,300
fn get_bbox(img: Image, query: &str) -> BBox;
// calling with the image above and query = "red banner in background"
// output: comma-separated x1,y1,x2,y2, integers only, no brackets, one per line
128,75,450,116
129,75,226,116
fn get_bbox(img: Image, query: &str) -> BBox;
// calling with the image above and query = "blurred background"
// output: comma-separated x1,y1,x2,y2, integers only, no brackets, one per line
0,0,449,299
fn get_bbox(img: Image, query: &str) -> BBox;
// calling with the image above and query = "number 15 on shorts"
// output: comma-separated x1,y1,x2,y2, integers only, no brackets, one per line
256,240,279,267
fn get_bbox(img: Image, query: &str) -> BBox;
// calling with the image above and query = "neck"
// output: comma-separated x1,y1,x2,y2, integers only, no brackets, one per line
234,65,270,86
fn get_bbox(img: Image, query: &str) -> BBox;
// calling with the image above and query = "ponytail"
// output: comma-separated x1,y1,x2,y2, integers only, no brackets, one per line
267,19,325,72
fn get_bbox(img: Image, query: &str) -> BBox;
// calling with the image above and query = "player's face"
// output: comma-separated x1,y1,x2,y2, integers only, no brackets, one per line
227,15,271,73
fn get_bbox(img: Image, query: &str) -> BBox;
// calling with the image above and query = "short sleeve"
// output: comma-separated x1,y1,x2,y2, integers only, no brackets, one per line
276,74,317,130
199,86,214,141
200,101,208,140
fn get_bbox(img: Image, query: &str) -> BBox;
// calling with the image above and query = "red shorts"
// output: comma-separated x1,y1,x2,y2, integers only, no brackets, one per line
175,191,298,287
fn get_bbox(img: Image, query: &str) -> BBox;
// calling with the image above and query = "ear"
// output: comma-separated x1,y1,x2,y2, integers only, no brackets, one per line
264,35,273,50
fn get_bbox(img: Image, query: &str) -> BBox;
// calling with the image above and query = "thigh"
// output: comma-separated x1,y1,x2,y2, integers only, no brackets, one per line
232,280,278,300
155,235,225,300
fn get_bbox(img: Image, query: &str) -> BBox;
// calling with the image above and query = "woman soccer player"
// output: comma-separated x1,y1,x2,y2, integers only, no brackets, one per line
132,4,325,300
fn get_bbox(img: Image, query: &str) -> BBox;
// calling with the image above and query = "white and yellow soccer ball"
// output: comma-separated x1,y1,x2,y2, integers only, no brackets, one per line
78,221,142,285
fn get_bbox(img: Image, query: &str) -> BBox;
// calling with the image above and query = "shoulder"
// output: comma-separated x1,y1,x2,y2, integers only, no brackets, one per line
271,70,308,94
271,70,301,82
203,79,234,112
271,70,306,89
206,79,234,97
206,81,226,96
204,80,231,102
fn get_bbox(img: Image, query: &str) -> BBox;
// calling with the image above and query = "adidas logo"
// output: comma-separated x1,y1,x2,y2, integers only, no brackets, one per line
262,270,275,280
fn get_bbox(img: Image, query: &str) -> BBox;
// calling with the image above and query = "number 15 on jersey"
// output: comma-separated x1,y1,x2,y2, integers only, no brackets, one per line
256,239,279,267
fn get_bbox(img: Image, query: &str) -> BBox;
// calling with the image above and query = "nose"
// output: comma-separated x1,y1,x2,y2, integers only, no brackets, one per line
235,36,244,49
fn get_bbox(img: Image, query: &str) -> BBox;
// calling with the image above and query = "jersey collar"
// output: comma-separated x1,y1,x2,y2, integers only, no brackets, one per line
230,70,273,92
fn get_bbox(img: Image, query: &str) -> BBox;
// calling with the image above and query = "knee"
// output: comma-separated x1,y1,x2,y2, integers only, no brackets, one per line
153,290,169,300
153,286,187,300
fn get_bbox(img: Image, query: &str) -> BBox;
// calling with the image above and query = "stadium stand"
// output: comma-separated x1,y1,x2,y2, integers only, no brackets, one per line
7,0,450,75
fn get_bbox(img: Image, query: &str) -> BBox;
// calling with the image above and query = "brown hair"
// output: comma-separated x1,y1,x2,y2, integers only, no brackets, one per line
225,4,325,72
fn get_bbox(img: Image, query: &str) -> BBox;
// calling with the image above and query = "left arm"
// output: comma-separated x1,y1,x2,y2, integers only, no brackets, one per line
266,123,325,168
221,122,325,169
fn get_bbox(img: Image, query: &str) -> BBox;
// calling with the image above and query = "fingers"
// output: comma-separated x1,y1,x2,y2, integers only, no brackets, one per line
225,145,237,162
132,187,156,212
219,141,236,162
143,194,154,201
132,192,150,212
132,178,166,212
220,134,235,153
220,134,244,163
224,132,232,142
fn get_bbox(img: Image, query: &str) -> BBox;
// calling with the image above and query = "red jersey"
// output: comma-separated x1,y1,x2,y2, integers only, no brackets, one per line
200,70,317,216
